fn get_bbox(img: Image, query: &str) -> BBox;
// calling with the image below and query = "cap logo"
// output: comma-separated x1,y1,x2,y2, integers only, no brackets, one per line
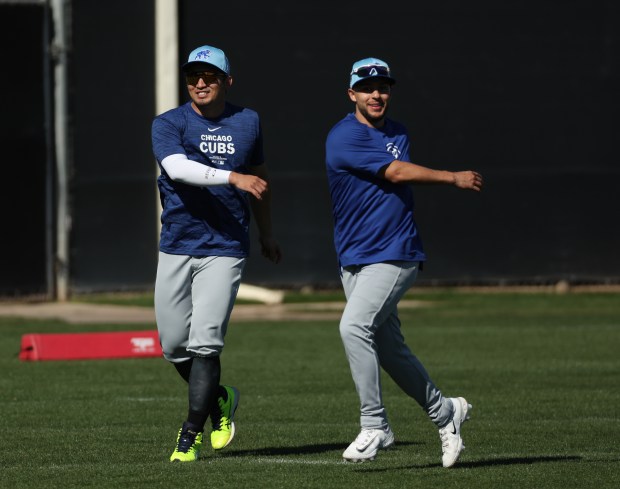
194,49,211,61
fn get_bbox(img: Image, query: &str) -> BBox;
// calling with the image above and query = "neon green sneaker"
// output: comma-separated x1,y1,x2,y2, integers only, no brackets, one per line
210,385,240,450
170,424,203,462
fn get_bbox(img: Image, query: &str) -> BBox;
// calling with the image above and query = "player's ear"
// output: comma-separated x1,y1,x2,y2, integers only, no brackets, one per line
226,76,233,89
347,88,357,102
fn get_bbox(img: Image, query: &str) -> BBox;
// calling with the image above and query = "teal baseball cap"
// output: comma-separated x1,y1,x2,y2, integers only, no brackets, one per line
349,57,395,88
182,45,231,75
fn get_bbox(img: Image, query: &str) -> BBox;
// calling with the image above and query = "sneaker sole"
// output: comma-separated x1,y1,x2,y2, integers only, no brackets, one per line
170,455,199,463
214,421,236,450
343,448,383,463
343,455,376,463
343,444,394,463
342,431,395,463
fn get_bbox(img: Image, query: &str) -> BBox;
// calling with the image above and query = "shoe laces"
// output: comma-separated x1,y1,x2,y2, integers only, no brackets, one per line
211,398,230,431
355,428,377,446
439,422,456,450
212,417,229,431
176,429,198,453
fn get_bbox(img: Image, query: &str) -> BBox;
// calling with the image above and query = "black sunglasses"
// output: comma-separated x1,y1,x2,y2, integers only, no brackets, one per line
351,65,391,77
185,71,226,86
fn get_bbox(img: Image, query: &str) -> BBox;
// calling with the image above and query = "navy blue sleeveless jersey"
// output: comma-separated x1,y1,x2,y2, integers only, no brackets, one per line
325,113,426,267
152,102,264,257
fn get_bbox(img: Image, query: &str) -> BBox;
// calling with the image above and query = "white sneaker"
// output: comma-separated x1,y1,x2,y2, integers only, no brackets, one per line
342,427,395,462
439,397,472,468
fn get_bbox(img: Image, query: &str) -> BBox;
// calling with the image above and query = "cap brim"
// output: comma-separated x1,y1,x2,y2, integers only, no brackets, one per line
350,75,396,89
182,61,227,75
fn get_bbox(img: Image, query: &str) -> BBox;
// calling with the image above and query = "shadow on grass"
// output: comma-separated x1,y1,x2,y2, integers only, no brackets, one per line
354,455,583,472
217,441,420,458
456,455,583,469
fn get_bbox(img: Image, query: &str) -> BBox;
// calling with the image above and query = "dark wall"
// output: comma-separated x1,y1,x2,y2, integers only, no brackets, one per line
5,1,616,296
70,0,158,291
179,0,620,286
0,4,48,295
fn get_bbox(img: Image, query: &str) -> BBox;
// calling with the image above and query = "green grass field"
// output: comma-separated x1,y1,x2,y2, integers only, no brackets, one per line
1,291,619,488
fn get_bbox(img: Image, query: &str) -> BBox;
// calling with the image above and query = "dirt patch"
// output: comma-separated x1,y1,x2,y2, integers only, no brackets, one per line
0,300,430,324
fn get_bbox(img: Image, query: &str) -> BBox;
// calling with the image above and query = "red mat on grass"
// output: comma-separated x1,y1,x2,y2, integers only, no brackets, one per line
19,331,162,361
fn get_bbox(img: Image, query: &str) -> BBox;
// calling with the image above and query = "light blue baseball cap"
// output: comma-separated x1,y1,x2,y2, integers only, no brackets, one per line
349,57,395,88
182,45,231,75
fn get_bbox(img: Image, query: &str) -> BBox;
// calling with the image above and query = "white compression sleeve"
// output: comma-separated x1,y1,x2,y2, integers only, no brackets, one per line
161,154,231,186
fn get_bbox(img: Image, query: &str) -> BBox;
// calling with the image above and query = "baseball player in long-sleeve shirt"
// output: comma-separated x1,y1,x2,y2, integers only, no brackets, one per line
152,44,281,463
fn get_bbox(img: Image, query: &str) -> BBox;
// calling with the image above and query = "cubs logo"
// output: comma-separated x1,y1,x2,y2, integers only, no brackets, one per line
386,142,401,158
194,49,211,60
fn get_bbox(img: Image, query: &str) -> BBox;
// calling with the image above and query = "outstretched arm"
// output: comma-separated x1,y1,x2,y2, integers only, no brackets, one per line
380,160,483,192
247,164,282,264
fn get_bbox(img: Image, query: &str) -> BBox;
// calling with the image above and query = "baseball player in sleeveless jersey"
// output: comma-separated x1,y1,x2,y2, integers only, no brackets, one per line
325,57,483,467
152,44,281,462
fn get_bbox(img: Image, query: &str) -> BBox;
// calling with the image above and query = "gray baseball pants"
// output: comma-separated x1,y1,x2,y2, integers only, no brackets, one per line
155,252,245,362
339,261,453,430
